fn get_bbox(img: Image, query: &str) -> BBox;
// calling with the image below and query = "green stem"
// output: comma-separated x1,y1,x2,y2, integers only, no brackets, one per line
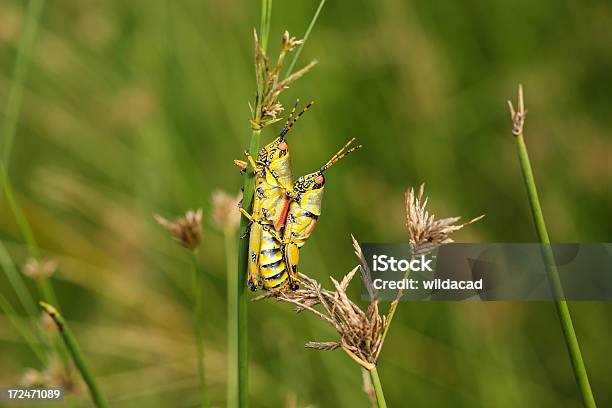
284,0,326,79
236,129,261,408
235,3,272,406
0,240,38,319
368,367,387,408
40,302,110,408
515,133,596,408
0,0,45,169
259,0,272,52
0,166,60,308
191,252,209,408
0,293,46,363
225,229,238,408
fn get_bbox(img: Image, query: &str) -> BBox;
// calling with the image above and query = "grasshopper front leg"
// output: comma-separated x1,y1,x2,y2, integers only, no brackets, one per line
233,150,264,176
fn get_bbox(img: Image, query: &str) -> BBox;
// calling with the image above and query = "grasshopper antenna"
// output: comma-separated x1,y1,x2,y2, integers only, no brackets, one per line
279,99,314,140
320,138,362,172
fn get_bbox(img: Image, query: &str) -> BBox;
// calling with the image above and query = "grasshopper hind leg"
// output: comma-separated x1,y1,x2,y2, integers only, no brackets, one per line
247,222,263,291
284,242,301,291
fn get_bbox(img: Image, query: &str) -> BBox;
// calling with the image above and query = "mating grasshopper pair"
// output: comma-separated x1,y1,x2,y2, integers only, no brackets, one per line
237,101,361,292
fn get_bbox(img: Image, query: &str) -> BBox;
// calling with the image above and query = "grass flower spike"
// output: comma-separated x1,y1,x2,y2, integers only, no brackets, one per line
154,209,203,250
256,237,389,407
406,184,484,255
212,190,241,232
252,29,317,130
23,258,58,281
155,208,209,407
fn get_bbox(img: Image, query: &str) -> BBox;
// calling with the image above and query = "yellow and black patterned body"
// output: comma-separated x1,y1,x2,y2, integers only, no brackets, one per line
251,136,294,232
246,138,295,292
251,225,294,291
282,172,324,281
240,101,313,291
281,138,361,282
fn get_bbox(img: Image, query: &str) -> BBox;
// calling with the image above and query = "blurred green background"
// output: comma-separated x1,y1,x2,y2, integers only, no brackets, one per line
1,0,611,406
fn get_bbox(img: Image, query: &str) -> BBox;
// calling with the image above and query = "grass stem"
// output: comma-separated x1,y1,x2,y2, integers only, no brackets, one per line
225,229,238,408
368,366,387,408
191,252,209,408
0,293,46,363
235,2,272,406
236,129,260,408
0,0,45,170
40,302,110,408
510,85,596,408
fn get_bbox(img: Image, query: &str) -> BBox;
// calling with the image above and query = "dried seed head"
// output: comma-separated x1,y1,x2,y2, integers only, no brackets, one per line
23,258,58,281
253,29,316,129
154,209,203,250
21,356,82,393
261,102,284,122
257,266,386,371
507,84,527,136
282,30,303,51
211,190,241,232
406,184,484,255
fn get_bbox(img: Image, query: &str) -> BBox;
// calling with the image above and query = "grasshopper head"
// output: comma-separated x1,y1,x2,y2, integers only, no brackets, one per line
294,171,326,192
293,171,325,216
292,138,362,216
257,100,314,165
257,136,288,164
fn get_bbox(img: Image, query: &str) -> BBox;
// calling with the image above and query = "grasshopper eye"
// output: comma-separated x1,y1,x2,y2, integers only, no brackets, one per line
279,141,288,151
315,175,324,185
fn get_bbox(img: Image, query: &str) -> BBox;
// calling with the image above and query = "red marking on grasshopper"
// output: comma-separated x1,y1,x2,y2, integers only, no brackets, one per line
275,197,290,231
307,219,318,236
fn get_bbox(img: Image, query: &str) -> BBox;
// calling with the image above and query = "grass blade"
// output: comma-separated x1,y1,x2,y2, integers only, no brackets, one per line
284,0,326,79
0,293,46,363
40,302,110,408
0,0,45,169
0,240,38,318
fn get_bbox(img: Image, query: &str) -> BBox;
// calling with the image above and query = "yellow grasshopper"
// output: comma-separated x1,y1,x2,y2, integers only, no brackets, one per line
237,101,313,291
281,138,362,282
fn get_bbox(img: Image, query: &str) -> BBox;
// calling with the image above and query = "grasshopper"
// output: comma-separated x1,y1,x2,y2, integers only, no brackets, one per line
237,101,313,291
281,138,362,282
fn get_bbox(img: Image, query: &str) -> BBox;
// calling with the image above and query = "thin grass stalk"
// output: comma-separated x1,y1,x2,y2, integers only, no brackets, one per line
0,0,45,169
0,293,46,363
0,166,59,308
191,252,209,408
40,302,110,408
225,229,238,408
510,85,596,408
284,0,325,79
0,242,50,362
368,367,388,408
235,2,272,407
0,241,38,318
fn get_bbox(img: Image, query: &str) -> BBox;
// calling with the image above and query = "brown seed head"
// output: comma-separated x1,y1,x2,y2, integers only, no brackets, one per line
211,190,241,232
406,184,484,255
256,265,386,371
507,84,527,136
23,258,58,281
253,29,316,129
154,209,203,250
